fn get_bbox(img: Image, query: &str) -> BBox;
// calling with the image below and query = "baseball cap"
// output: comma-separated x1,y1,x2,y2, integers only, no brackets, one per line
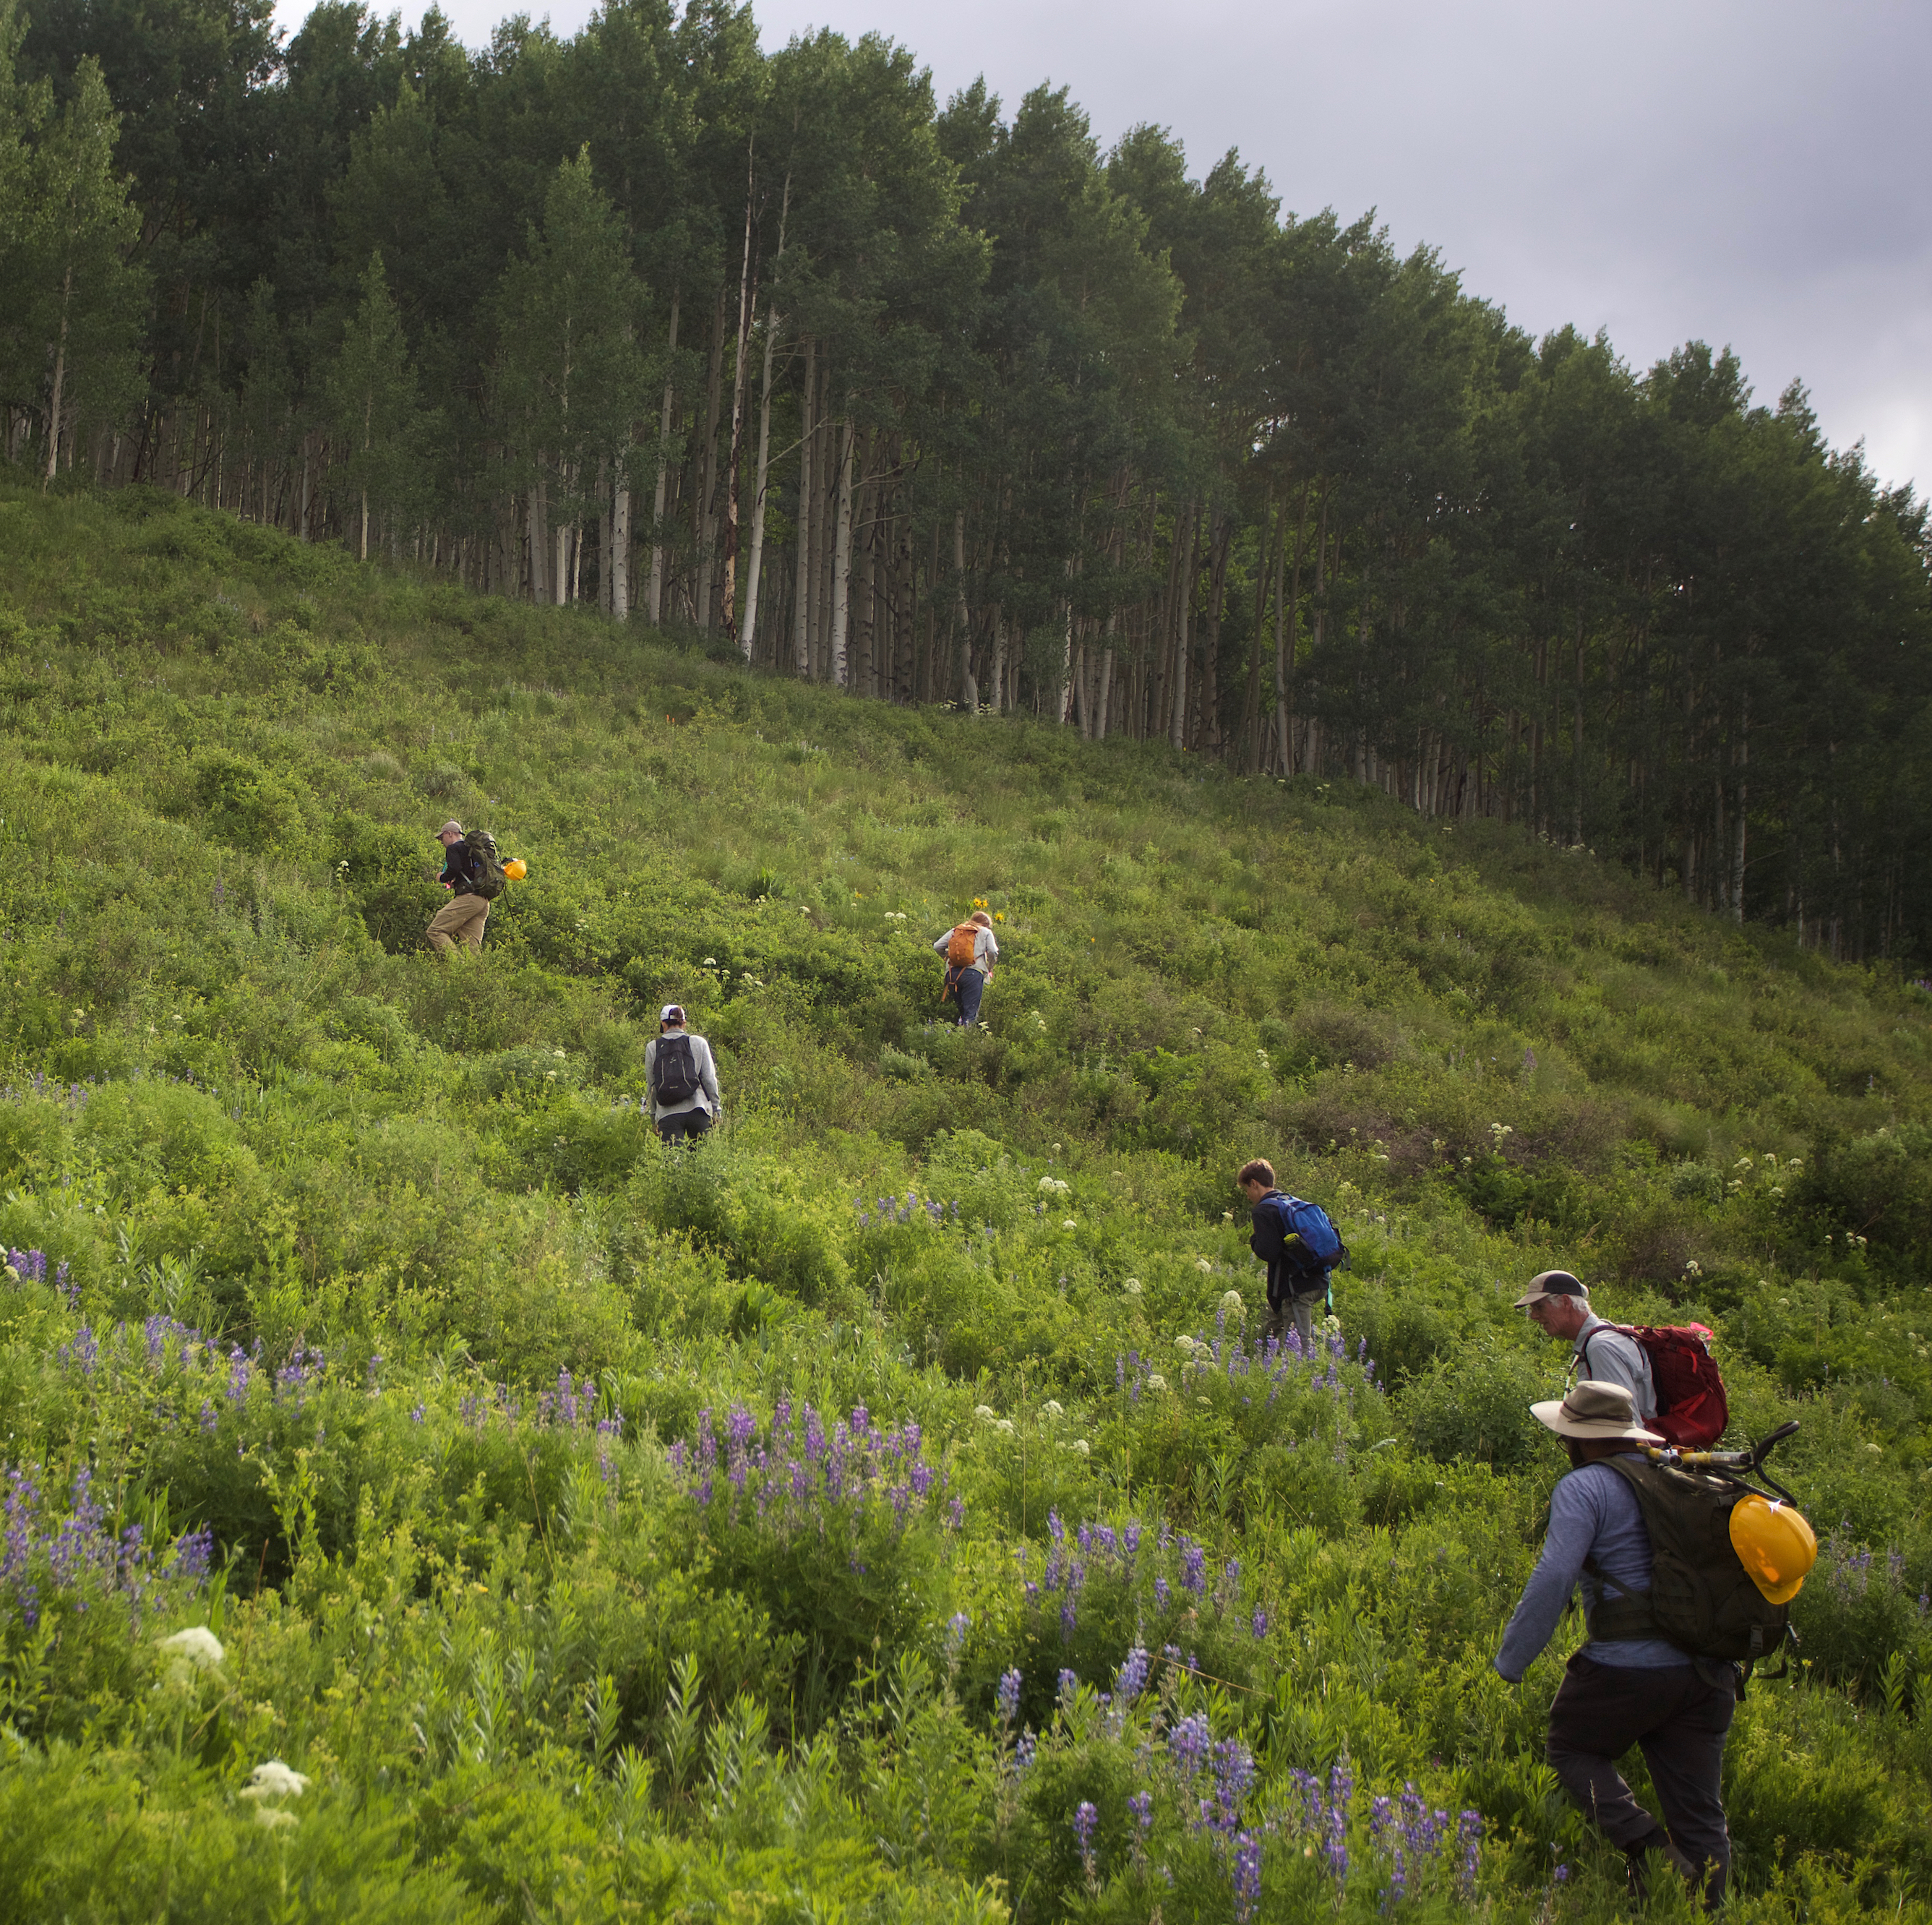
437,820,464,837
659,1004,686,1025
1514,1269,1588,1309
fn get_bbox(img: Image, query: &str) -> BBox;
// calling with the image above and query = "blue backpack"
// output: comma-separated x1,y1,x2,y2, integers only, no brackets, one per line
1267,1194,1346,1270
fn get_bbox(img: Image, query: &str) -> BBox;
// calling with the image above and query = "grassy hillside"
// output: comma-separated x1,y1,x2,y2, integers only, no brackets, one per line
1,474,1929,1923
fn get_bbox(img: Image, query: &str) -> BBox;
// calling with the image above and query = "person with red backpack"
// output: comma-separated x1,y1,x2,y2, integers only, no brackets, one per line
1516,1269,1730,1449
932,909,999,1026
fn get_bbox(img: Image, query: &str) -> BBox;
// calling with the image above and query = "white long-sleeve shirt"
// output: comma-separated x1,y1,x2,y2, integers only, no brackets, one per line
643,1032,720,1120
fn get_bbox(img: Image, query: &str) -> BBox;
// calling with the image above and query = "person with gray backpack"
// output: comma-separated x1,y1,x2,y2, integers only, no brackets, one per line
645,1004,720,1144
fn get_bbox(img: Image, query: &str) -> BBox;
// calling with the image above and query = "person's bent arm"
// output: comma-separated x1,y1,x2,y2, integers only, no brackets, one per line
699,1039,721,1112
1495,1475,1603,1681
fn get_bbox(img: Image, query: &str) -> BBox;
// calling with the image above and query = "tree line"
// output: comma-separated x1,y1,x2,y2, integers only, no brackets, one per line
5,0,1931,964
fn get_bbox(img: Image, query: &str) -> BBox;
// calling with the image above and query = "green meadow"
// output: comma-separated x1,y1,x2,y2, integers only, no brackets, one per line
1,475,1929,1921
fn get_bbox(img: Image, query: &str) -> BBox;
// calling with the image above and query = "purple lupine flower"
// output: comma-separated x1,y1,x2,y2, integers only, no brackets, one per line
945,1611,971,1659
1014,1731,1037,1771
410,1402,426,1425
197,1400,217,1433
1154,1574,1171,1608
1128,1791,1154,1836
1073,1801,1099,1884
1456,1809,1482,1896
1250,1607,1268,1639
1324,1758,1352,1880
1167,1713,1212,1776
1211,1737,1256,1825
1123,1521,1142,1557
1180,1539,1206,1598
167,1524,215,1585
1232,1830,1263,1921
1060,1598,1078,1641
1058,1668,1079,1700
996,1668,1023,1723
1553,1864,1570,1885
1113,1645,1150,1705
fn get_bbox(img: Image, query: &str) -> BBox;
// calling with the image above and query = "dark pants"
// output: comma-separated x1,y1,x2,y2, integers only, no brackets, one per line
1546,1653,1735,1903
954,966,985,1026
656,1109,713,1145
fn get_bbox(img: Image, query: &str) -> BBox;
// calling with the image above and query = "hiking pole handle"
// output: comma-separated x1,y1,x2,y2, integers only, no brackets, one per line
1750,1420,1800,1465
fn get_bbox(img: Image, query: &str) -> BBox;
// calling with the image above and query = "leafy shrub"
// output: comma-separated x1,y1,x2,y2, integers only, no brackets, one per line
1398,1341,1549,1469
191,751,310,851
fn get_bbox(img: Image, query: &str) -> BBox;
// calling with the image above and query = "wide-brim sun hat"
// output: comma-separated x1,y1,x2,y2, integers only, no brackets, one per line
1514,1268,1589,1310
1531,1378,1664,1444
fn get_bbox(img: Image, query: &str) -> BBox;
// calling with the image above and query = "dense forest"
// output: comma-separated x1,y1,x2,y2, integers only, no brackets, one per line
4,0,1931,961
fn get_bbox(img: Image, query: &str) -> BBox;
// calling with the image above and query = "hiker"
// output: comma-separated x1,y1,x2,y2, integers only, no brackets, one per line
933,909,999,1026
1238,1159,1341,1352
1495,1379,1738,1906
1515,1269,1657,1423
426,820,491,954
644,1003,720,1144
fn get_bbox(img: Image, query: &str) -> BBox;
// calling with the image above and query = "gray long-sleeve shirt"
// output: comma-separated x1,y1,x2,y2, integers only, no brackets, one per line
1571,1313,1655,1421
1494,1456,1688,1681
643,1032,720,1120
932,924,999,974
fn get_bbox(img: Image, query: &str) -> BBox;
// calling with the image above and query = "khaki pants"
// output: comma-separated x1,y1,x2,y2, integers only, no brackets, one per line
427,891,489,953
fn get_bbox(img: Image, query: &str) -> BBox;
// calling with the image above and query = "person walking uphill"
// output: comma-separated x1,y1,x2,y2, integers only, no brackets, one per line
1515,1269,1657,1423
934,909,999,1026
1237,1159,1343,1352
1495,1379,1735,1906
426,820,493,954
645,1005,720,1144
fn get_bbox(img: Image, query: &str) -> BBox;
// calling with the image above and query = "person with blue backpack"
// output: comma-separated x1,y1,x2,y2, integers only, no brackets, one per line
1238,1158,1346,1352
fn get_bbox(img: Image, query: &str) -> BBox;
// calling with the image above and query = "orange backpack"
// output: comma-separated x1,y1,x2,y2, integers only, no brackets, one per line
947,924,979,966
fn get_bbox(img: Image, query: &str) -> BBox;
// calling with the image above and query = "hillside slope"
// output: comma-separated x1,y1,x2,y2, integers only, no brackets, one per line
1,478,1929,1921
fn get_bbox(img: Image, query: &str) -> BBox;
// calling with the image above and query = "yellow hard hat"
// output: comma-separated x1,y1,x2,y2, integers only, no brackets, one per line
1730,1493,1816,1604
503,859,528,880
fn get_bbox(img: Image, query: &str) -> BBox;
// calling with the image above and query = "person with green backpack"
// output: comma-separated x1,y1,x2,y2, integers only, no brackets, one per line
1493,1379,1812,1907
426,820,507,954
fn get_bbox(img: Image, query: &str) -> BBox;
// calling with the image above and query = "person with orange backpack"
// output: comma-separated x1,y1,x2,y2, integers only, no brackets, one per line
1515,1269,1730,1448
932,909,999,1026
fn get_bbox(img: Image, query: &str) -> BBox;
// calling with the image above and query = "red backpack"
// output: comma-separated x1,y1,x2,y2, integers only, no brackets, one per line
1581,1324,1729,1449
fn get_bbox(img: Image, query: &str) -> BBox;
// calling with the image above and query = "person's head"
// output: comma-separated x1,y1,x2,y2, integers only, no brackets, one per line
969,909,992,929
658,1003,687,1034
1237,1157,1276,1203
437,819,464,848
1530,1378,1662,1468
1514,1268,1592,1342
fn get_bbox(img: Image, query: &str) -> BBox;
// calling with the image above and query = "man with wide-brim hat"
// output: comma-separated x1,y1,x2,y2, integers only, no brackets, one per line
1495,1379,1734,1906
1514,1269,1655,1423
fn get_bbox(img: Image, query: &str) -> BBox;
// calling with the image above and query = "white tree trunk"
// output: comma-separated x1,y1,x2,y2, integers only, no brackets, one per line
791,335,815,676
611,477,630,620
829,411,855,688
742,178,789,661
43,265,72,488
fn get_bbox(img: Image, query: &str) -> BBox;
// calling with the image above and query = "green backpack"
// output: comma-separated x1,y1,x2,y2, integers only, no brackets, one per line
1585,1456,1795,1666
465,828,507,901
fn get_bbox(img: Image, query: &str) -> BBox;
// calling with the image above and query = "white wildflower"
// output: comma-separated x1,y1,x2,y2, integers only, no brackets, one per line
1040,1399,1064,1419
1062,1218,1078,1230
253,1806,299,1831
1064,1439,1090,1457
552,1048,567,1058
1221,1290,1245,1317
1122,1279,1143,1296
974,1405,998,1421
241,1760,311,1801
995,1419,1016,1436
1146,1373,1167,1392
1195,1257,1213,1273
158,1626,225,1681
1175,1336,1197,1355
702,956,718,966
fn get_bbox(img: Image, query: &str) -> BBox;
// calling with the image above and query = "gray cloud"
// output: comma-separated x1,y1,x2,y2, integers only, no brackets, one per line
281,0,1932,491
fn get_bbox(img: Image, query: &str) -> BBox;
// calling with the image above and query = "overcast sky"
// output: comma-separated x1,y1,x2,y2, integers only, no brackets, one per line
278,0,1932,496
